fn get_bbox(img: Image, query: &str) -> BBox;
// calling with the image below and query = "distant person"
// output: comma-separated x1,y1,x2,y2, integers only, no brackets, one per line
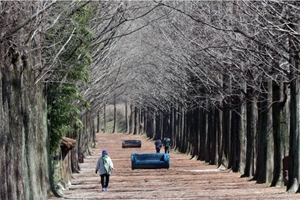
163,137,171,154
154,137,162,153
95,150,114,191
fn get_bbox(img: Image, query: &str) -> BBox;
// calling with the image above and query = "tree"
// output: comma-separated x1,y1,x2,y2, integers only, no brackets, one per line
0,1,57,199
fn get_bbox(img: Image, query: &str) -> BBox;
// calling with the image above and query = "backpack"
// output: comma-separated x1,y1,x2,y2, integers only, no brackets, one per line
102,156,109,174
164,138,171,147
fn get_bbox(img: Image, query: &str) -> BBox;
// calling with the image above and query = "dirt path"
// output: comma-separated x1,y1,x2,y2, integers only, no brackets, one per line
49,133,300,200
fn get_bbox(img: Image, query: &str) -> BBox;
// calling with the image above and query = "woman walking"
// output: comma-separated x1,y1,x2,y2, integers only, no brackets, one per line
95,149,114,191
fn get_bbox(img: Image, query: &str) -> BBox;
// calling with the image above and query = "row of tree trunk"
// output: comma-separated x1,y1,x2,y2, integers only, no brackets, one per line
120,77,299,193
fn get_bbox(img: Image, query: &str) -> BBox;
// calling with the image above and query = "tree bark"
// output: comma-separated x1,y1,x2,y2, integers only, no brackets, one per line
134,105,139,134
199,106,207,161
103,104,107,133
271,80,286,186
242,89,256,177
0,8,50,198
97,112,100,133
255,79,273,184
287,40,300,193
125,101,129,133
239,94,247,173
229,96,241,172
112,98,117,133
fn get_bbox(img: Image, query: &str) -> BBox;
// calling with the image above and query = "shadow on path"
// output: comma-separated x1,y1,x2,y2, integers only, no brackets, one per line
49,133,299,200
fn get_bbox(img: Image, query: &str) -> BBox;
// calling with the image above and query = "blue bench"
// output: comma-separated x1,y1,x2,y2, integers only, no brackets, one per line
122,140,141,148
131,153,170,170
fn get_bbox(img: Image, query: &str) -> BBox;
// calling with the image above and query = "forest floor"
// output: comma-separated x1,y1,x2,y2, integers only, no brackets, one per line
49,132,300,200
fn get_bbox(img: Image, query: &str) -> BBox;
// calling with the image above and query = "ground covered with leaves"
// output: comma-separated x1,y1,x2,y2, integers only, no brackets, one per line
49,133,300,200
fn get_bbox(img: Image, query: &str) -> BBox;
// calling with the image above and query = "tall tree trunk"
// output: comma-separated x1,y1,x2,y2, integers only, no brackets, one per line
182,108,188,153
143,107,147,134
221,101,231,167
97,111,100,133
186,109,192,155
112,98,117,133
192,107,200,159
288,71,300,192
255,90,267,183
134,105,139,134
239,94,247,173
266,80,274,184
170,105,175,148
242,90,256,177
221,70,231,168
255,79,273,184
271,80,286,186
129,104,135,134
205,105,212,163
155,111,162,139
174,104,180,150
218,104,224,167
103,104,106,133
207,107,217,165
199,105,207,161
145,107,155,138
139,107,145,134
78,113,90,157
213,108,219,165
179,107,185,152
0,4,50,197
71,128,81,173
288,43,300,193
229,96,241,172
125,101,128,133
163,112,170,138
172,106,178,149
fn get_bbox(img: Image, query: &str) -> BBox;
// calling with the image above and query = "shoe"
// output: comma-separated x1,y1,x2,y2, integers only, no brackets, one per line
105,187,108,191
102,188,105,191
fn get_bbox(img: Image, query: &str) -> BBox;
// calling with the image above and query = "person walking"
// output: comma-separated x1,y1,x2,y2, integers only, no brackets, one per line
163,137,171,154
154,137,162,153
95,149,114,191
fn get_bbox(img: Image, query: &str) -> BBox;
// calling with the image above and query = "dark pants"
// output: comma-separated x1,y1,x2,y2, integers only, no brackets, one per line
164,146,170,153
100,174,110,188
156,147,161,153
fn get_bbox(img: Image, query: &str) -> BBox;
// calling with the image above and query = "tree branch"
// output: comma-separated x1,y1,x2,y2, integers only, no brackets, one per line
0,0,57,43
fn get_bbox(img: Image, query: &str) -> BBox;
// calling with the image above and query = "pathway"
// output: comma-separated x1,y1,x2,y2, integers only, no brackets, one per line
49,133,300,200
